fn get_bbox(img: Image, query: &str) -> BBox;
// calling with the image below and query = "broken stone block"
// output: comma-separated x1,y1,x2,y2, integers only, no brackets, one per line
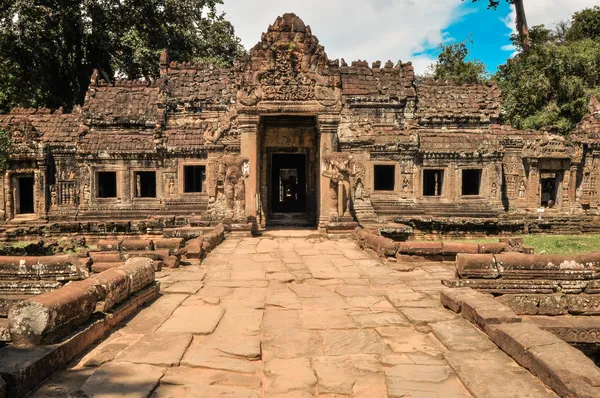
96,239,122,251
89,251,121,263
121,239,155,251
455,253,498,279
153,238,185,255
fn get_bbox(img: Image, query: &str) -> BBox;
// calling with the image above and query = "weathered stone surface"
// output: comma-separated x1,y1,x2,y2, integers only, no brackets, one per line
161,366,262,389
440,287,482,313
121,294,187,334
430,318,497,352
181,335,261,373
400,306,459,325
320,329,388,355
312,355,384,395
376,327,446,355
487,322,600,398
157,305,224,334
152,384,260,398
299,309,356,329
351,312,410,328
461,293,521,330
79,362,165,398
115,333,192,366
385,363,471,398
264,358,317,395
445,350,558,398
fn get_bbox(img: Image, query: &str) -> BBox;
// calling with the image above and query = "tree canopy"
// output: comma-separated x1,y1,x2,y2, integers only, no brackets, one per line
0,0,244,112
496,6,600,134
465,0,530,50
425,40,489,84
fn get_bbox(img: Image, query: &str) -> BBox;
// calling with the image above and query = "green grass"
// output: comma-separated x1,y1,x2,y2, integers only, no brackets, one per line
441,234,600,255
0,240,39,249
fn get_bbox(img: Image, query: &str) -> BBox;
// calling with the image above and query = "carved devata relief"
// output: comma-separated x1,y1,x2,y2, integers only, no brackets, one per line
322,152,355,220
205,154,249,221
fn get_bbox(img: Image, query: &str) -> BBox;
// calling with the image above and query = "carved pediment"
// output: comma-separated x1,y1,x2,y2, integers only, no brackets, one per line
236,13,341,108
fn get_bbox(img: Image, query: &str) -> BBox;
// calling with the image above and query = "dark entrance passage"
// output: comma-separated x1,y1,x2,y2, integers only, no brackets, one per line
17,176,34,214
271,154,306,214
541,177,558,208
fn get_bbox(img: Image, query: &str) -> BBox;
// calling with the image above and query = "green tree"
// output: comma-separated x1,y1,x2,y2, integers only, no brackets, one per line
0,129,11,172
465,0,530,51
0,0,244,112
496,8,600,134
428,40,489,84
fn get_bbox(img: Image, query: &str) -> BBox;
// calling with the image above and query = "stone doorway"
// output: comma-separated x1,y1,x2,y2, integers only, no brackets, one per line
541,172,561,208
260,116,318,227
16,175,35,215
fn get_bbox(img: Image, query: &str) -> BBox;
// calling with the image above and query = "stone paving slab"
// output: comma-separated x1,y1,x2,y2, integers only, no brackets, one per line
30,236,559,398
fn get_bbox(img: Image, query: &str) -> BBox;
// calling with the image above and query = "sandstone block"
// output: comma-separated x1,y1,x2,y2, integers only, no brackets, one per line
478,242,509,254
121,239,155,251
444,350,557,398
0,255,89,281
442,242,480,256
8,277,100,346
439,287,480,313
79,362,165,398
89,251,121,263
455,253,498,278
397,241,442,256
116,257,155,294
153,238,185,254
91,262,122,273
487,322,600,398
96,239,122,251
461,293,521,330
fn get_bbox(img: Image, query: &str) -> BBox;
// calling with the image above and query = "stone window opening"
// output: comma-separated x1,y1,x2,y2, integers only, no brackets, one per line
97,172,117,198
16,176,35,214
462,169,482,196
374,165,395,191
135,171,157,198
184,165,206,193
423,169,444,196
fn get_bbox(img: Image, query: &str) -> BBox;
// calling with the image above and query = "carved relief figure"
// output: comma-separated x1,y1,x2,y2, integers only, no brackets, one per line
83,184,91,205
50,185,57,208
518,180,526,198
322,152,355,220
491,182,498,197
168,177,176,196
355,180,364,201
222,155,250,221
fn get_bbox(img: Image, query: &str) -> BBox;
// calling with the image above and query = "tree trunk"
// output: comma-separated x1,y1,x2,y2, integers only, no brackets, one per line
514,0,531,51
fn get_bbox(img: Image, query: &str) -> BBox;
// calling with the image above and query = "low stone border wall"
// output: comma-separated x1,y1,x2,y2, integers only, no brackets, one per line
0,281,158,397
8,258,155,347
353,228,523,261
441,288,600,398
185,225,225,259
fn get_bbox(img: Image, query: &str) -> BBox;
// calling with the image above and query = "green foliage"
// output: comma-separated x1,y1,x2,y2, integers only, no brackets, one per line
0,0,245,112
496,8,600,134
0,129,11,171
427,40,489,84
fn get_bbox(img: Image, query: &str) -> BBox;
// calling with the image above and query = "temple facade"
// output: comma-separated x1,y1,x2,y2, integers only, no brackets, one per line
1,13,599,232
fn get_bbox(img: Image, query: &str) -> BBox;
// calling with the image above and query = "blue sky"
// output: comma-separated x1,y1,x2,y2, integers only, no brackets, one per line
413,1,514,73
220,0,598,74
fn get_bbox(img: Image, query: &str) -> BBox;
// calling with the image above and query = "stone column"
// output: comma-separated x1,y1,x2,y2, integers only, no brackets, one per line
239,114,260,220
317,114,340,229
565,164,578,213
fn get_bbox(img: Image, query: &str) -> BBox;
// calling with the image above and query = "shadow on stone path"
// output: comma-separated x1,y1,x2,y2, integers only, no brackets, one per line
30,235,558,397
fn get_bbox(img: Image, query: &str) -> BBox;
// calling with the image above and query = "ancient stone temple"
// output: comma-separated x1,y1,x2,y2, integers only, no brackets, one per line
1,13,600,233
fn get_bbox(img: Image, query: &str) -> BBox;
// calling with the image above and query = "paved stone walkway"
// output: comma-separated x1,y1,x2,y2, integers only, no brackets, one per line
31,235,557,397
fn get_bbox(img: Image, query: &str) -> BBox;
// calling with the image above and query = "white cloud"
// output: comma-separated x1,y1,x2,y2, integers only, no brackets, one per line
505,0,599,35
218,0,469,74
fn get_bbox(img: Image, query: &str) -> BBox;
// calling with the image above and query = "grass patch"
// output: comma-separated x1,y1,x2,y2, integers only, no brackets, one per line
441,235,600,255
0,240,39,249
